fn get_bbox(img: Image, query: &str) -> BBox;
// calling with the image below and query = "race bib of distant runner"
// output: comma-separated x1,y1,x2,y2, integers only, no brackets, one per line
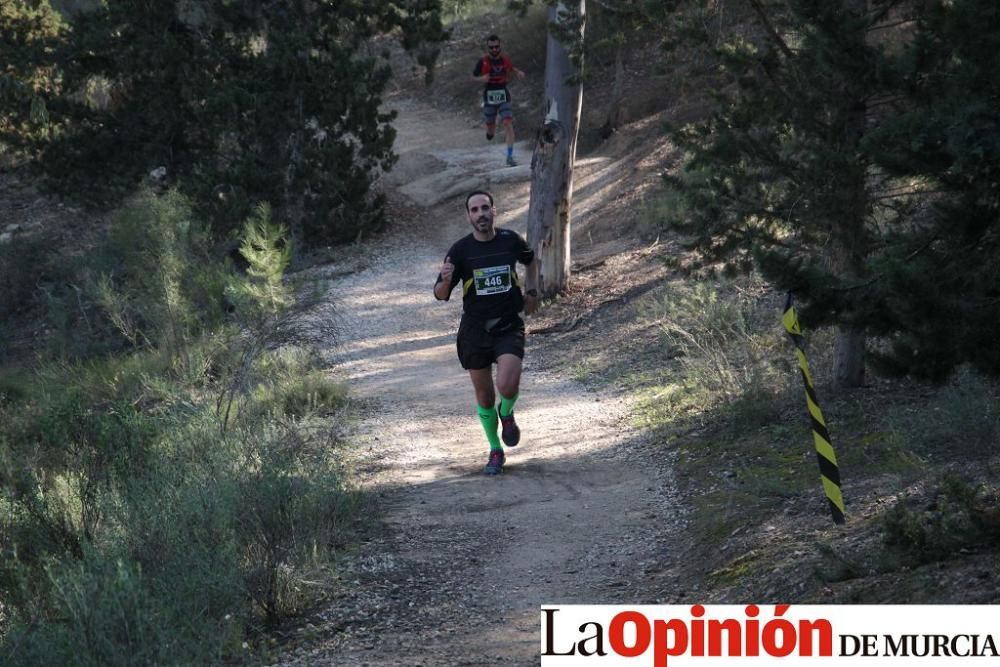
486,89,508,105
473,265,512,295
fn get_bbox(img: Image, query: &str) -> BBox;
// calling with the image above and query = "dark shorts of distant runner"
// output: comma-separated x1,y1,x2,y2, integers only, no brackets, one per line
456,313,525,370
482,88,514,123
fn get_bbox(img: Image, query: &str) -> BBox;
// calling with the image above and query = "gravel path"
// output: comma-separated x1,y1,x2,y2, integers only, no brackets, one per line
272,99,684,666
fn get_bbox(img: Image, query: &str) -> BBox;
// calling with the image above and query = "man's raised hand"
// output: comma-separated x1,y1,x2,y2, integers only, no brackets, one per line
440,256,455,284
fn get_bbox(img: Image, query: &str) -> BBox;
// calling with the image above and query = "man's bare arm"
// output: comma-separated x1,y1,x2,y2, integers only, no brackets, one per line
434,256,455,301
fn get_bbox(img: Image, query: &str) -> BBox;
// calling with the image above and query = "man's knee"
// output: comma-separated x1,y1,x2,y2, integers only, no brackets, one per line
496,380,519,399
476,388,496,407
495,364,522,398
496,373,514,394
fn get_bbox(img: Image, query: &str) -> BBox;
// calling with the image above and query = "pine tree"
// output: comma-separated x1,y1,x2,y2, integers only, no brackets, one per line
1,1,448,246
663,0,1000,384
663,0,879,387
232,203,292,317
859,0,1000,381
586,0,655,135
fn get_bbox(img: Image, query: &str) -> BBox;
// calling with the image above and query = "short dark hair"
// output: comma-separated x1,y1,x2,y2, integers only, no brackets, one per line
486,34,501,44
465,190,494,211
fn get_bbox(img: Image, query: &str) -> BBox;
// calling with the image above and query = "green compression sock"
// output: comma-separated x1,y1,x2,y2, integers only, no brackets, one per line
499,393,518,418
477,404,502,451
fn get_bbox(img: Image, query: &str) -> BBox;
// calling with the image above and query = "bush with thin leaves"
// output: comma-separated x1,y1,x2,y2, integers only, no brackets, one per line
88,188,229,357
883,475,1000,565
642,277,787,424
228,203,292,318
0,191,357,663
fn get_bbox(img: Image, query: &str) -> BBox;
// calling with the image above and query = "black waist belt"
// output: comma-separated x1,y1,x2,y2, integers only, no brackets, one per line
464,313,520,334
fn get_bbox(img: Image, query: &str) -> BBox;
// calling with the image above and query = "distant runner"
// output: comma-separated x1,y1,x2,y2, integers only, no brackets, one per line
472,34,525,167
433,191,539,474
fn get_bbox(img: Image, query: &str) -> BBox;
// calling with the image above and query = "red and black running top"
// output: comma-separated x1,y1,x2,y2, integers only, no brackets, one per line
474,55,515,91
435,228,534,322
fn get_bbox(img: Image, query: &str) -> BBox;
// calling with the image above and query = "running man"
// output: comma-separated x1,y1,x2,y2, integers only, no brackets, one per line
433,191,539,475
472,34,525,167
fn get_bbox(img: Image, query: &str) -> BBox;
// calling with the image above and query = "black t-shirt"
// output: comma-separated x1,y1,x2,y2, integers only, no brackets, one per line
435,229,534,321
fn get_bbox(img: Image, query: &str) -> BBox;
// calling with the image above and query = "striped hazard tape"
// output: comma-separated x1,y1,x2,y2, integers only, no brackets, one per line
782,293,846,525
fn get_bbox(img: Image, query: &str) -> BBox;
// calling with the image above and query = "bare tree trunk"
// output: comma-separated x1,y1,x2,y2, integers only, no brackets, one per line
832,228,866,388
832,150,867,388
612,40,624,124
832,0,868,389
601,40,625,138
527,0,585,297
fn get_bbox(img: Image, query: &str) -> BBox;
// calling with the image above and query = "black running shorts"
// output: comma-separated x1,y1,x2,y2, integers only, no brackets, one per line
456,314,525,370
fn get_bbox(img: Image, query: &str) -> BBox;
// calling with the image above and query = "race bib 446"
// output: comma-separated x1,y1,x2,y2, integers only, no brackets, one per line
474,265,512,295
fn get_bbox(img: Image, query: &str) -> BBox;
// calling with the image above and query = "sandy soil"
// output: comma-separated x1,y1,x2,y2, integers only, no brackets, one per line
271,100,685,665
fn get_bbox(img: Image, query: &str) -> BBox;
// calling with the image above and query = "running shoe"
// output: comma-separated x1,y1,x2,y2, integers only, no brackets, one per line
483,449,505,475
506,155,517,167
486,132,494,141
498,408,520,447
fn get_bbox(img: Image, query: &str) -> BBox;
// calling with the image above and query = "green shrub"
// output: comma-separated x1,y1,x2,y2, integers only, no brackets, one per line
0,365,30,406
120,436,248,642
640,277,788,427
640,187,691,241
247,347,348,420
1,550,238,667
882,475,1000,564
0,229,61,321
272,371,349,419
26,189,232,360
901,368,1000,462
227,203,292,319
88,188,230,356
1,191,357,660
235,422,358,625
0,365,357,659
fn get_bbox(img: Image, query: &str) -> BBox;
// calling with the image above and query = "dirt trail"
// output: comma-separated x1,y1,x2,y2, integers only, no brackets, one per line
274,99,683,666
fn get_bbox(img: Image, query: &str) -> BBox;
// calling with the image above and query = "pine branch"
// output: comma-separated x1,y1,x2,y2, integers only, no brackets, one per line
866,18,919,33
830,233,940,293
865,94,905,109
865,0,910,27
746,0,794,60
590,0,627,14
871,188,950,202
749,58,799,111
903,235,939,262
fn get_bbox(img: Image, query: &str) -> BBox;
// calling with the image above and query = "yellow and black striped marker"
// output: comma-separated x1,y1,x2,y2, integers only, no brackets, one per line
782,293,845,525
